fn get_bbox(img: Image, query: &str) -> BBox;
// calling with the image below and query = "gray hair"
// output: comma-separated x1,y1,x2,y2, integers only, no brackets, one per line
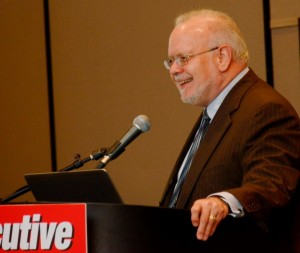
175,9,249,64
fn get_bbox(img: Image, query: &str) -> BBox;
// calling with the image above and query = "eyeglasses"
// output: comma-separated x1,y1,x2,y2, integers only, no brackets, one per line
163,47,219,70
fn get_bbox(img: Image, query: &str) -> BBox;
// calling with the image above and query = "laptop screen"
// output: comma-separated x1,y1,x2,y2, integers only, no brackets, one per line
24,169,123,204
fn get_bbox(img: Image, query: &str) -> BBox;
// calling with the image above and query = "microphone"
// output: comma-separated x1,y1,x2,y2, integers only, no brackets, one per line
96,115,151,169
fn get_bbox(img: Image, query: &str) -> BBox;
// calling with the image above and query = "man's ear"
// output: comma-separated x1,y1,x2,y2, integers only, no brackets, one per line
217,45,232,72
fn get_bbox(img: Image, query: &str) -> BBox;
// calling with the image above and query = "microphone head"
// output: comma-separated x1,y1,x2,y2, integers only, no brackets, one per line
133,115,151,132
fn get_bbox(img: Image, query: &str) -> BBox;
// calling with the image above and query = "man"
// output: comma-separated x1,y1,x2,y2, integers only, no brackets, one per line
160,9,300,252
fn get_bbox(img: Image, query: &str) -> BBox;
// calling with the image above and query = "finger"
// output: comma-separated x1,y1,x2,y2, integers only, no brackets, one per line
202,214,218,241
191,201,202,227
196,209,212,240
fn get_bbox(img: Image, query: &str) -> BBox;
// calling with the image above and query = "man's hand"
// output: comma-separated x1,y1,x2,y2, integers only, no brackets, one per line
191,197,229,241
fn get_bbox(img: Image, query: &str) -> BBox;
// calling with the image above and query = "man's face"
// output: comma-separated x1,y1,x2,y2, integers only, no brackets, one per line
167,19,220,107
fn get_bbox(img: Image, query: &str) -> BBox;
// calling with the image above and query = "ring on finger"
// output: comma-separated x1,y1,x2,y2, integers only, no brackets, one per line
209,214,217,221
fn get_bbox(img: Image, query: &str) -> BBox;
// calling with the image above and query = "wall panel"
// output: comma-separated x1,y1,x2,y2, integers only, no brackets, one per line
0,1,51,201
270,0,300,115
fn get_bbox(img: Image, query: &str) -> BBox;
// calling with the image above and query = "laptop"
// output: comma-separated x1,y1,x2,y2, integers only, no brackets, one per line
24,169,123,204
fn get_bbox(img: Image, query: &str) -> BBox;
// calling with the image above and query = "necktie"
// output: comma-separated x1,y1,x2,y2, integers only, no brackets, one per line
169,109,210,208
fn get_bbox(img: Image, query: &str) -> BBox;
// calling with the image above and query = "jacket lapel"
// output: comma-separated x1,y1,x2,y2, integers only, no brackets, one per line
176,110,232,208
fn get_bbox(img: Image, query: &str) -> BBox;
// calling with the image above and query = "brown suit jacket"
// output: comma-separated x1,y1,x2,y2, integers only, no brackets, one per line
160,69,300,252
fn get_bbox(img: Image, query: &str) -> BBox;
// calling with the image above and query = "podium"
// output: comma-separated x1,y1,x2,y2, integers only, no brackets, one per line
1,202,296,253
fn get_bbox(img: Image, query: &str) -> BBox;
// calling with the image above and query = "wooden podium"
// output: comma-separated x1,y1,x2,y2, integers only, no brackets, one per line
1,202,297,253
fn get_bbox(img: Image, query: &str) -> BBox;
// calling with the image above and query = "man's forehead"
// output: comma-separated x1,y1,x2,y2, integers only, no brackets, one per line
173,18,209,37
170,22,207,44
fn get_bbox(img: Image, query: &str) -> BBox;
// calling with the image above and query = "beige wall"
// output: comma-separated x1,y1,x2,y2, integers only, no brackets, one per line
0,0,51,201
270,0,300,114
0,0,298,206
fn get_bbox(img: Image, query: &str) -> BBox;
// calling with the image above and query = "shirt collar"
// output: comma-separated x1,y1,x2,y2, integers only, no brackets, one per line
206,67,249,120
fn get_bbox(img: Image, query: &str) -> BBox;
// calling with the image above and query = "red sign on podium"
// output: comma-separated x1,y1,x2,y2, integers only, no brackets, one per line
0,203,87,252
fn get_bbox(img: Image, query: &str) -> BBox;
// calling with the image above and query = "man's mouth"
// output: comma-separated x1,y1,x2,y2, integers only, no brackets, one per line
177,78,193,87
